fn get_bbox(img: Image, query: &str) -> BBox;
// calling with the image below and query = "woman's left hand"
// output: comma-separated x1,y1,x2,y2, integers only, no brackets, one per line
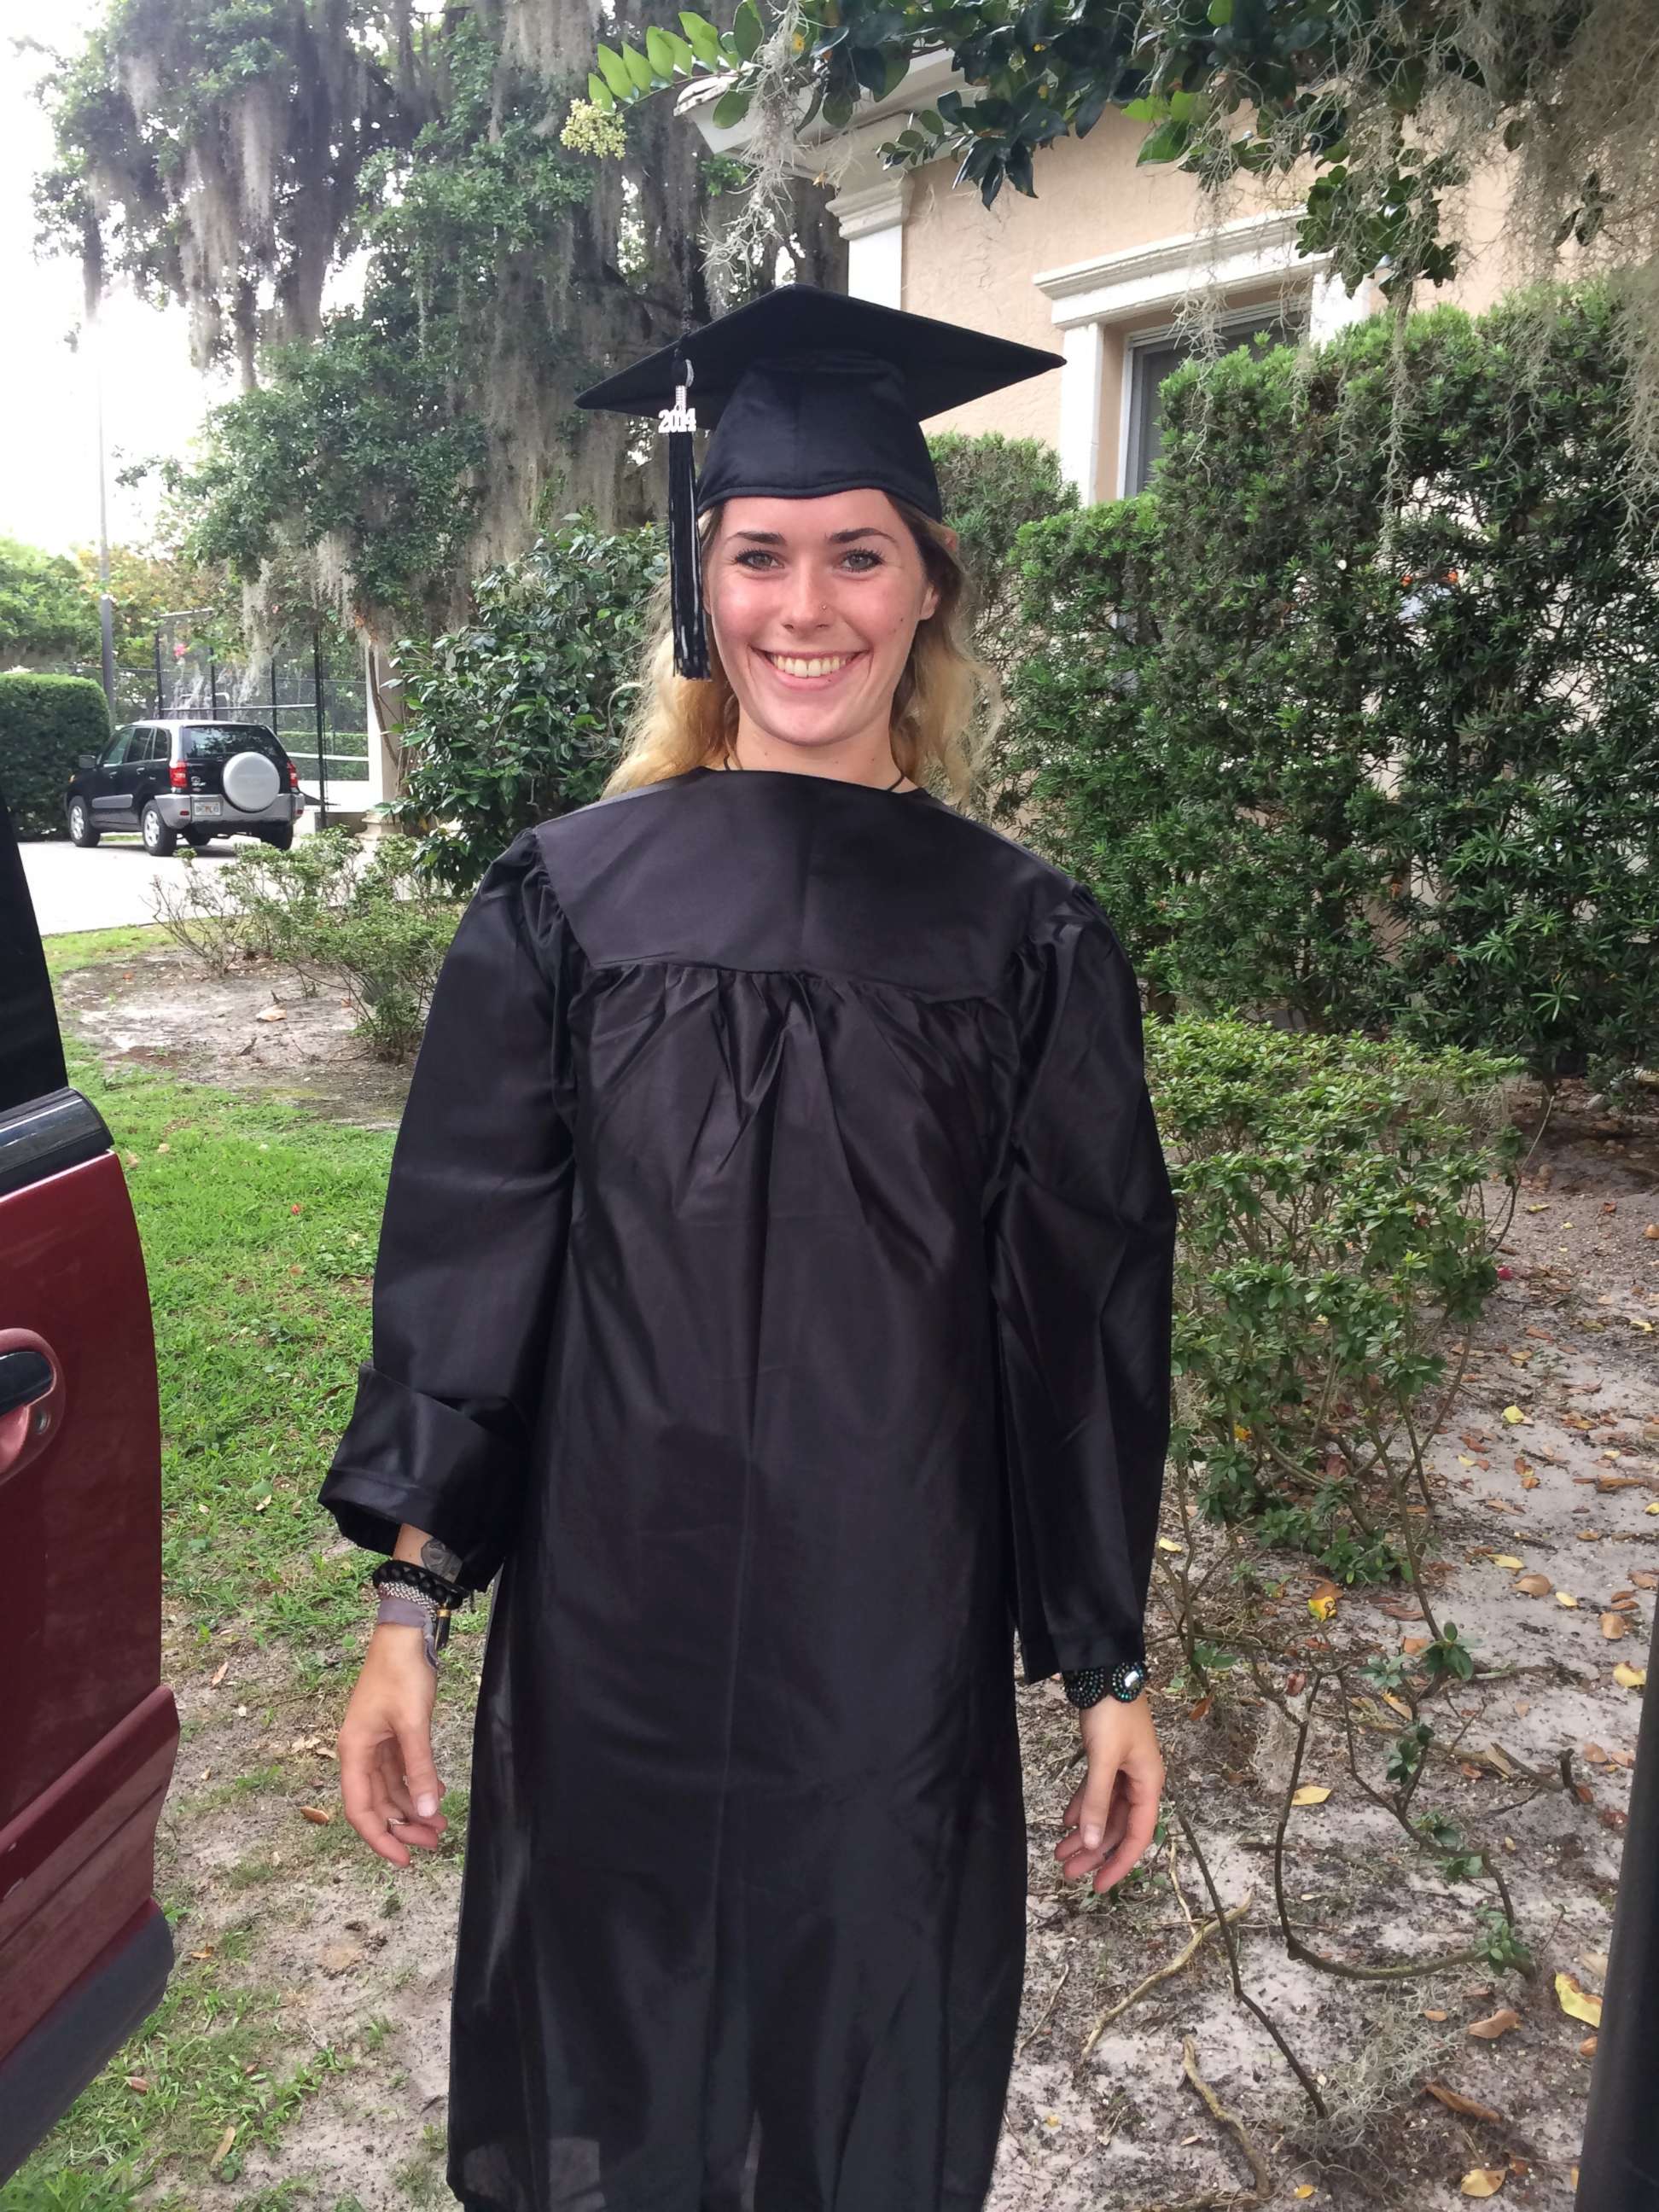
1055,1692,1166,1894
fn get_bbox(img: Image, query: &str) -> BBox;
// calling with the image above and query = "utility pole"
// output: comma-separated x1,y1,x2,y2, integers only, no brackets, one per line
92,309,117,713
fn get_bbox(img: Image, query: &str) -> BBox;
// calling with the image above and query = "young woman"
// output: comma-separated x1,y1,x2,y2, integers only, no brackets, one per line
321,286,1177,2212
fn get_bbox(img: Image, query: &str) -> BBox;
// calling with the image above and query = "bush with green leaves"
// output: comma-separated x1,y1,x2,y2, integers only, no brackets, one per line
1005,282,1659,1080
387,516,665,894
0,672,110,837
151,829,460,1060
1148,1016,1522,1563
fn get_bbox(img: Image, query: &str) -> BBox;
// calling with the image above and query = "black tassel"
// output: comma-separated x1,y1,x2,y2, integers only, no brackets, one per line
663,351,709,680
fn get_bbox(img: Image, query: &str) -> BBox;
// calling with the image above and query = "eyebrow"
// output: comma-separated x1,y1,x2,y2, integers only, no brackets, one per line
728,527,899,546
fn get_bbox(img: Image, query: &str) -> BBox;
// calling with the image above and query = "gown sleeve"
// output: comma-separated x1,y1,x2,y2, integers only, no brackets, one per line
985,882,1178,1686
317,824,581,1588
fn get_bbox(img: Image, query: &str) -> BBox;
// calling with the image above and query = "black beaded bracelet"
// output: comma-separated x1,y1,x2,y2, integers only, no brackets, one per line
1062,1658,1149,1708
370,1557,466,1608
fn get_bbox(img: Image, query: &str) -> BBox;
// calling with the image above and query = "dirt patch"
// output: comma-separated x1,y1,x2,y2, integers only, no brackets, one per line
59,944,414,1127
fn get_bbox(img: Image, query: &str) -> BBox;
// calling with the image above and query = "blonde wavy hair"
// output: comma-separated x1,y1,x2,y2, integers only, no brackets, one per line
602,495,1002,806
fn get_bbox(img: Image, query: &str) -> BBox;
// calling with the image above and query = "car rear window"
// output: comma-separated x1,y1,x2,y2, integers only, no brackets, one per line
180,724,288,765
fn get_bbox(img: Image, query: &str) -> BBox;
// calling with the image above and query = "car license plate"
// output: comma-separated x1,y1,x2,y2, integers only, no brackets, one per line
194,800,223,817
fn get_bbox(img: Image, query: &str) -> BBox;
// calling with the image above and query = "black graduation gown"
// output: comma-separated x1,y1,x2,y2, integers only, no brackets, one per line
318,764,1176,2212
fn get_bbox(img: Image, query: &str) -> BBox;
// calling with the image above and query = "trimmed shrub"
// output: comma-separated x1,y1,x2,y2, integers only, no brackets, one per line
0,673,110,837
1150,1016,1522,1571
388,515,665,893
1005,282,1659,1080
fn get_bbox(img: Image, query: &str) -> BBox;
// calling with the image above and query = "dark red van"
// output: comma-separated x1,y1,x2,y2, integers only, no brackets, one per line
0,780,178,2176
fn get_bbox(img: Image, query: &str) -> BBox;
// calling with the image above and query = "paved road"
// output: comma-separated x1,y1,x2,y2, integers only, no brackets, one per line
21,822,321,938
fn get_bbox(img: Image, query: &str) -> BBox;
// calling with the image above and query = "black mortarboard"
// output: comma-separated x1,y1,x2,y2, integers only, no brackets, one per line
574,284,1064,678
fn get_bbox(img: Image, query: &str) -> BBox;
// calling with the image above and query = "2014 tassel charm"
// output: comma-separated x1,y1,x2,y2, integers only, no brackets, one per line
661,353,709,680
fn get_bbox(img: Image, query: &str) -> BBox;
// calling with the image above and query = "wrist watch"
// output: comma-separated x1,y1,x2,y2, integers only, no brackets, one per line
1061,1658,1149,1708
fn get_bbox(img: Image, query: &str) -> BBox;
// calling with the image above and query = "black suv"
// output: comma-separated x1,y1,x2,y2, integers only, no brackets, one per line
65,720,306,858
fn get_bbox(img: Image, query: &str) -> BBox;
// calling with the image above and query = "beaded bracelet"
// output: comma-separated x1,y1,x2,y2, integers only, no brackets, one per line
1062,1658,1149,1708
368,1557,469,1661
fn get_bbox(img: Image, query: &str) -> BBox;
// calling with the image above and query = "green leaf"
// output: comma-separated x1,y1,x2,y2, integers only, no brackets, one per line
586,72,615,112
1207,0,1232,22
678,9,723,61
667,32,699,72
595,44,633,98
620,42,657,90
1137,114,1192,165
732,0,765,61
645,26,678,76
712,83,754,126
878,49,910,98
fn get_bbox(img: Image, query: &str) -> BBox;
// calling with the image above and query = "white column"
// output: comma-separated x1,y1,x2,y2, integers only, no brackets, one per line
361,640,402,832
1056,319,1105,506
1309,265,1378,346
827,177,908,308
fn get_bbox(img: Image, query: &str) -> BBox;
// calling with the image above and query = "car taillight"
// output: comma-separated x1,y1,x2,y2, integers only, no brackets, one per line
288,761,299,788
170,762,188,790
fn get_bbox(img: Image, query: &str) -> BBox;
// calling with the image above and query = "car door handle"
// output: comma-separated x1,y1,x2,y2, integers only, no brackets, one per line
0,1348,53,1417
0,1330,65,1484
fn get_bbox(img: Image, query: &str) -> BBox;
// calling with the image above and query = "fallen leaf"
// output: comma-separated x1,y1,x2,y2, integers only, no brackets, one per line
1515,1573,1552,1597
1493,1555,1525,1570
1459,2169,1505,2197
1556,1971,1603,2028
1557,1592,1580,1608
1613,1662,1647,1689
1429,2083,1503,2122
1633,1572,1658,1590
1308,1581,1340,1620
255,1005,287,1022
1580,2034,1598,2057
299,1804,335,1825
1502,1406,1527,1425
210,2123,237,2168
1601,1612,1630,1640
1291,1784,1331,1807
1522,1473,1540,1489
1468,2009,1522,2040
125,2074,150,2093
1423,2006,1448,2021
209,1659,230,1686
254,1494,271,1514
1401,1636,1431,1656
1155,1536,1185,1553
1295,2191,1316,2202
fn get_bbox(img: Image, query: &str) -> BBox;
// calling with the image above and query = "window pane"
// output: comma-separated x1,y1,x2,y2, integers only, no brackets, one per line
180,723,286,765
1127,314,1299,496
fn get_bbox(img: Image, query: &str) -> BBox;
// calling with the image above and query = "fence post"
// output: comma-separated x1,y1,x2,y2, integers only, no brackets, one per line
312,626,329,830
154,630,165,719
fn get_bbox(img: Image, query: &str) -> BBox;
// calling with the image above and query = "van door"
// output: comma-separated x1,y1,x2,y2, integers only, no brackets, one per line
0,778,178,2179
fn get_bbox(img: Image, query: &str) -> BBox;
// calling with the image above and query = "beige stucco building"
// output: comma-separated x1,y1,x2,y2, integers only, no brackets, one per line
688,52,1519,506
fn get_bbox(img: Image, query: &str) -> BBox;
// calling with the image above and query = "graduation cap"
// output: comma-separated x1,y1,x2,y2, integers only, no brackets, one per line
574,284,1064,679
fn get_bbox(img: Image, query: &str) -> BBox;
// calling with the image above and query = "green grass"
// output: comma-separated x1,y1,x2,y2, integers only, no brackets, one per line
0,1917,373,2212
41,921,176,985
0,942,446,2209
43,925,407,1651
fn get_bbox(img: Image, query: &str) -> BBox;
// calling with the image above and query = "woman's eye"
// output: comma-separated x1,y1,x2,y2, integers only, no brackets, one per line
732,548,884,573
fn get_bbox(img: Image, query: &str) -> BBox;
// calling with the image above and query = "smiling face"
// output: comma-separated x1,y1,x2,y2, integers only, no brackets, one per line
704,489,946,768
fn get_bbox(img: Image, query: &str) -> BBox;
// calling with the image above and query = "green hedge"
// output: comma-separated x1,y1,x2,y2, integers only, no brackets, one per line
0,673,110,838
1005,282,1659,1081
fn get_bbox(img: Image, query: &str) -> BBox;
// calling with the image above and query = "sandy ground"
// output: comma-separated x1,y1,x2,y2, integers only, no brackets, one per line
58,946,1659,2209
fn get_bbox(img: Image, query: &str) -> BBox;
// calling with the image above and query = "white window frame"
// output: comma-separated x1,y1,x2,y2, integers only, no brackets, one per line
1034,211,1378,504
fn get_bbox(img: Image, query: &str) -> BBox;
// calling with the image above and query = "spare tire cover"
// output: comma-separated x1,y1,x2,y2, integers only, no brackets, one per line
223,749,282,813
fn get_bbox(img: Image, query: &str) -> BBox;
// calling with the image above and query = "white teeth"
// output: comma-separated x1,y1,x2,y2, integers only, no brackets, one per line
766,652,856,678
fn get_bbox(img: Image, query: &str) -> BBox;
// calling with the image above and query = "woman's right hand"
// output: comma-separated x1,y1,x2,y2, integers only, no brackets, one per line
337,1624,449,1867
